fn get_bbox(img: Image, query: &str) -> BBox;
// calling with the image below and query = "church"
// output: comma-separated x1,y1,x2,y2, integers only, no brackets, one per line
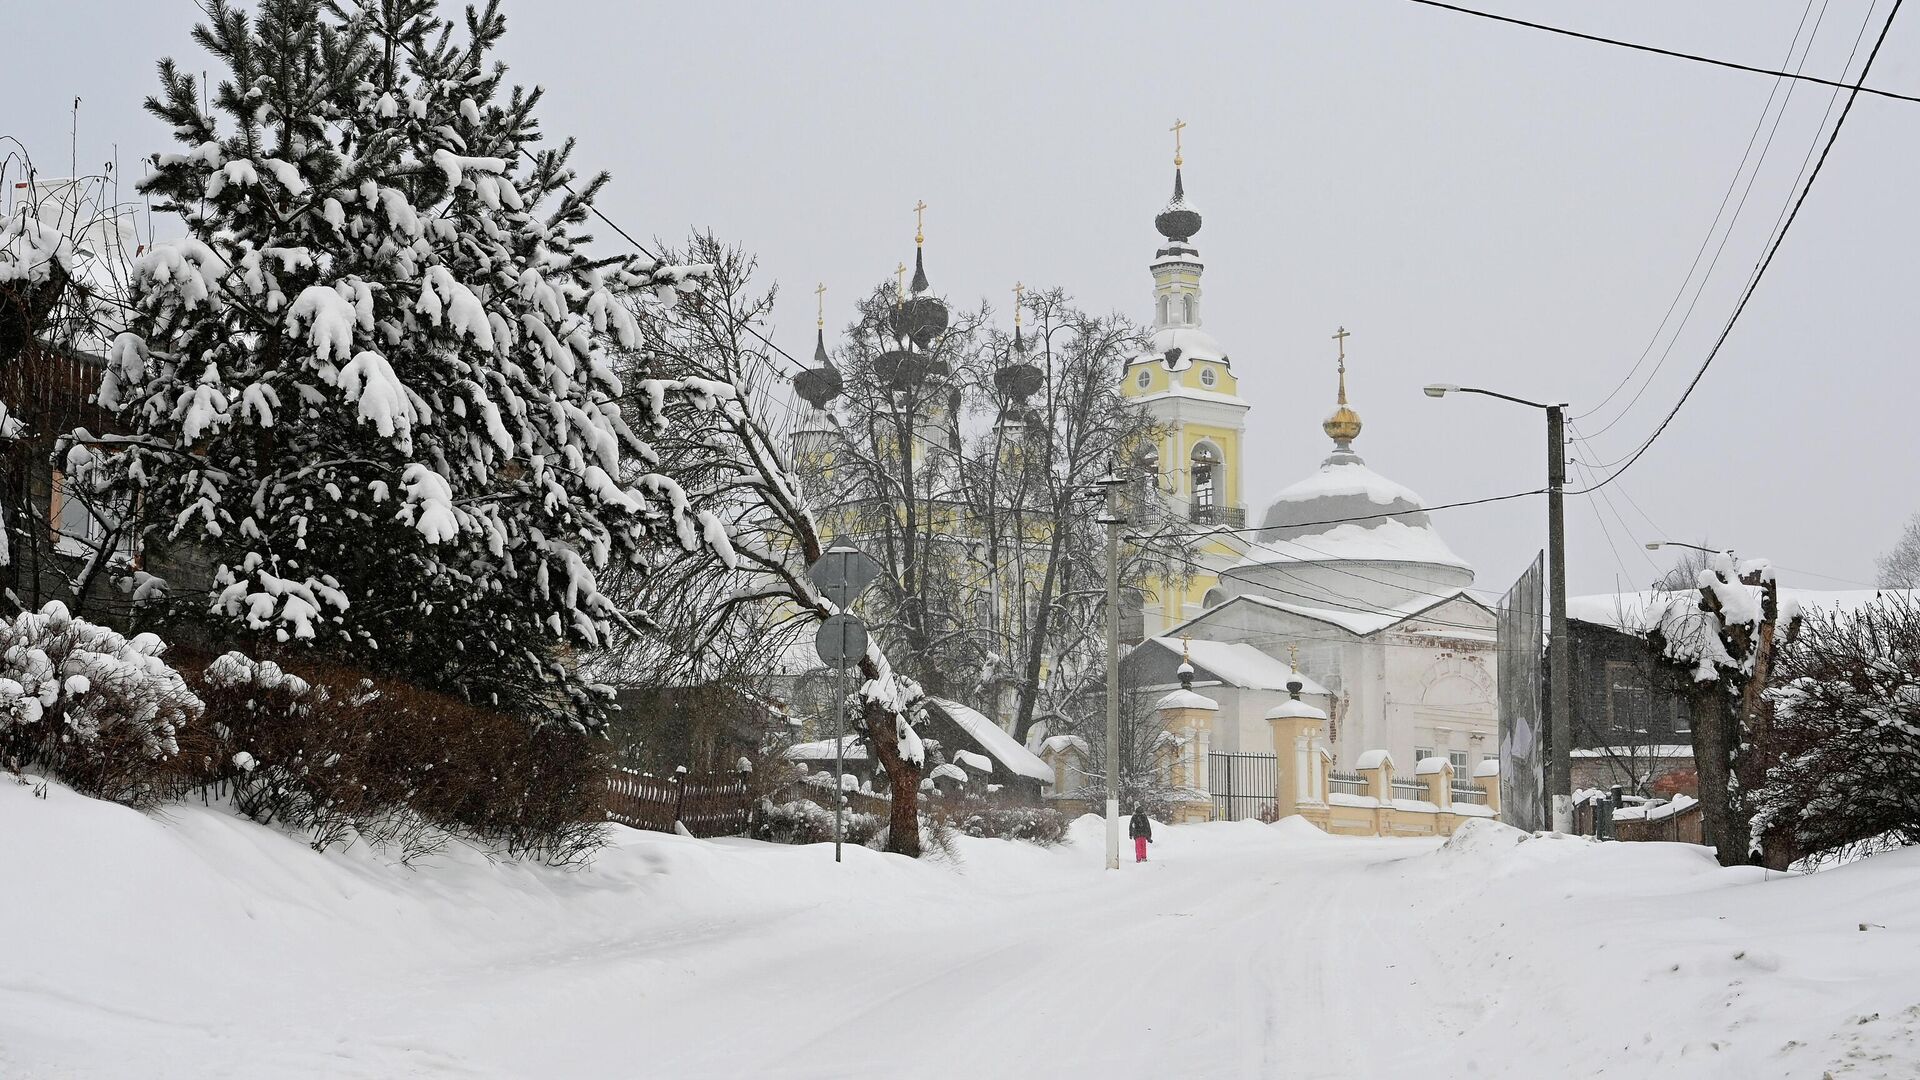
1113,134,1501,797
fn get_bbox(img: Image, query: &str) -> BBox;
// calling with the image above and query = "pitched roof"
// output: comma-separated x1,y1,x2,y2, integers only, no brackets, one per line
925,698,1055,783
1142,637,1331,696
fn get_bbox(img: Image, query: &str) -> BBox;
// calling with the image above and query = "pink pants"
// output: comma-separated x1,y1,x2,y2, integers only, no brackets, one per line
1134,835,1148,862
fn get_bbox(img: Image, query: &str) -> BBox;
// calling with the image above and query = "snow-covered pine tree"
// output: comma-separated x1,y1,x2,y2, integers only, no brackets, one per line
82,0,727,727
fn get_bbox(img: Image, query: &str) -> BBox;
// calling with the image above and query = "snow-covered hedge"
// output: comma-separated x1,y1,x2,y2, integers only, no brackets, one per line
750,798,882,847
0,601,200,806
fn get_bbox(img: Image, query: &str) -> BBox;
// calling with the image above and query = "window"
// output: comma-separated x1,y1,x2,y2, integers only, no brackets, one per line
1158,296,1170,324
50,469,135,561
1190,444,1219,511
1449,749,1469,774
1182,295,1195,323
1136,369,1151,389
1199,366,1217,387
1415,747,1436,765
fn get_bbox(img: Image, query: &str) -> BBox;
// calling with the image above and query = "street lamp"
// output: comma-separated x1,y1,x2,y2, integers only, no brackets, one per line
1645,541,1731,557
1424,383,1573,832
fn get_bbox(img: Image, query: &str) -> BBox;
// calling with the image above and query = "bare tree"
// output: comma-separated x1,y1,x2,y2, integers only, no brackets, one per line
1878,512,1920,589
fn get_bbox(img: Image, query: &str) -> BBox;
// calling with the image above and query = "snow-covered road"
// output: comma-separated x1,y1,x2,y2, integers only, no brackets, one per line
4,781,1918,1079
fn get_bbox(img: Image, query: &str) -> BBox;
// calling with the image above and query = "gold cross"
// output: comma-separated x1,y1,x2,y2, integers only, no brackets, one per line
814,282,826,329
1288,642,1299,672
913,199,928,246
1181,635,1192,663
1331,325,1350,361
895,261,908,303
1012,281,1025,327
1170,118,1187,166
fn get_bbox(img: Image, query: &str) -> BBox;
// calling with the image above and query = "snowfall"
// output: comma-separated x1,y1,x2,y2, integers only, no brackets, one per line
3,779,1916,1079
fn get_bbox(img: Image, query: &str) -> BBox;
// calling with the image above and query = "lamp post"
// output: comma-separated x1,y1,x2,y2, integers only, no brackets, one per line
1423,383,1572,831
1095,471,1131,871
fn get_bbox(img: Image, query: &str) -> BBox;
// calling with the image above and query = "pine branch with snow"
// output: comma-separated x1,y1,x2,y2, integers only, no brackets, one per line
87,0,724,727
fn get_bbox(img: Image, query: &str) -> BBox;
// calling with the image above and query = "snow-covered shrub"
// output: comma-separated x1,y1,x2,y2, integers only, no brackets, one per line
927,793,1067,846
86,0,730,728
183,652,606,862
0,601,200,806
750,798,882,847
1754,595,1920,863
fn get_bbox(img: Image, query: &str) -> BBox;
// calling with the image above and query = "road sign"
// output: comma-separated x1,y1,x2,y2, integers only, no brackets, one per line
814,613,868,670
807,541,883,611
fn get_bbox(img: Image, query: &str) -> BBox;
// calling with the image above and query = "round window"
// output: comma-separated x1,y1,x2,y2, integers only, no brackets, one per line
1199,367,1217,387
1136,369,1151,389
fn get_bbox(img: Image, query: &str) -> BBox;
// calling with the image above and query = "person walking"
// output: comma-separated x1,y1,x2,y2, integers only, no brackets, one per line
1128,810,1153,863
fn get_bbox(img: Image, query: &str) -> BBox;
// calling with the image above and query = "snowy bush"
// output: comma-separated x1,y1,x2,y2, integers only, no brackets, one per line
1754,595,1920,863
183,652,605,863
0,601,201,806
84,0,731,727
751,798,882,847
928,793,1068,846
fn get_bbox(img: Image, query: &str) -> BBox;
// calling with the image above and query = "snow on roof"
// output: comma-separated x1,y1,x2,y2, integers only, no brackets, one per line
786,736,868,762
1145,636,1331,695
1247,457,1471,572
1264,698,1327,722
1176,590,1485,640
926,698,1055,783
1145,325,1227,368
1613,793,1697,823
929,762,969,784
1354,749,1393,771
1413,756,1450,776
952,750,992,773
1473,758,1501,778
1156,688,1219,712
1039,734,1088,758
1569,745,1693,759
1268,459,1427,512
1567,589,1918,636
1238,518,1470,572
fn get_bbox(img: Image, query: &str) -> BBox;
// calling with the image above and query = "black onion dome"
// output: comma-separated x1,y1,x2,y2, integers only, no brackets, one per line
996,360,1044,402
793,328,842,407
910,248,930,295
1154,167,1202,243
875,349,949,391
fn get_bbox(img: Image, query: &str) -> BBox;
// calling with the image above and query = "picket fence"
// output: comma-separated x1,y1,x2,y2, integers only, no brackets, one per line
604,768,753,837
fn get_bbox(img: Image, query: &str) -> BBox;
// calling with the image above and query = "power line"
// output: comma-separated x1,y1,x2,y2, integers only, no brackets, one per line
1403,0,1920,104
1575,0,1834,434
1573,0,1906,495
1130,487,1545,544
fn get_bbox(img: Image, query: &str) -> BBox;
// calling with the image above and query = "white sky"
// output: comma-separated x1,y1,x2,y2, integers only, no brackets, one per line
5,0,1916,596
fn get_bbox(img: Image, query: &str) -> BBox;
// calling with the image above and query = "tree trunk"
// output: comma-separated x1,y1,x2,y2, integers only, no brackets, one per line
1687,681,1739,865
860,699,922,857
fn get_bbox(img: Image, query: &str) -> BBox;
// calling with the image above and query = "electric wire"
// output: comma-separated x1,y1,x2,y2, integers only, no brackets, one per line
1402,0,1920,104
1569,0,1906,495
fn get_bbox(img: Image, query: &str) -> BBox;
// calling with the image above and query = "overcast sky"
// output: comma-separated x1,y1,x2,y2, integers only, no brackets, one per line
6,0,1916,597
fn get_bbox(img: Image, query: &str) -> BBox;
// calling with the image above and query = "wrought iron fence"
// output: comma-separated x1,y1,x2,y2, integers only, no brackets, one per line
1208,751,1276,822
1451,785,1488,805
1328,772,1368,797
1390,779,1428,803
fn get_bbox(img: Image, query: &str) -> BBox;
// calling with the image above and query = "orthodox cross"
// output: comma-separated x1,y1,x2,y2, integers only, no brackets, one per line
814,282,826,329
1181,635,1192,664
895,261,908,303
913,199,928,246
1170,118,1186,166
1012,281,1025,327
1288,642,1300,672
1331,325,1350,362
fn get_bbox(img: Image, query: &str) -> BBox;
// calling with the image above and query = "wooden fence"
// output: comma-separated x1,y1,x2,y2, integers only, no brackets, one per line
604,769,753,837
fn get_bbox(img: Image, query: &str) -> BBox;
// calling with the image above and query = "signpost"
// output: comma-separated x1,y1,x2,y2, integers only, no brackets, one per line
807,542,883,863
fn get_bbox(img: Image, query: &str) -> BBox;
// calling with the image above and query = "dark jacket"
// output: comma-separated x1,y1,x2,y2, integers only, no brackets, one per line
1128,813,1152,840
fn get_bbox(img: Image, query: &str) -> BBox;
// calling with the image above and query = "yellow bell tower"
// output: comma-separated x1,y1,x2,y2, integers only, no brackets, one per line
1121,123,1251,636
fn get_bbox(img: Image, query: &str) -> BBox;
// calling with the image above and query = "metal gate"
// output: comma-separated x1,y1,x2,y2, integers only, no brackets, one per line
1208,751,1277,822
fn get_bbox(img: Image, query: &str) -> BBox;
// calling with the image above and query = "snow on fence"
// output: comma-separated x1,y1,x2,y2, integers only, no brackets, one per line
603,768,752,837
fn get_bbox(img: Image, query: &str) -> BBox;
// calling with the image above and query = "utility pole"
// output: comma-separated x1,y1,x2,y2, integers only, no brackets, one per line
1546,403,1572,833
1097,472,1129,870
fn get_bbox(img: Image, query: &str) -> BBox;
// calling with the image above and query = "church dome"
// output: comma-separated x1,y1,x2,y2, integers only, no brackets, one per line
1154,168,1202,244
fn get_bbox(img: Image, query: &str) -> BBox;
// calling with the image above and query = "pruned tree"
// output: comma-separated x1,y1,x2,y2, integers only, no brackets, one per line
1647,552,1796,866
76,0,730,727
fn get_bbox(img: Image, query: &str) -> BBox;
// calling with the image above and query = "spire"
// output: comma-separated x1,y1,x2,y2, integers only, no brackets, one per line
910,247,930,295
1322,325,1363,450
1154,120,1202,245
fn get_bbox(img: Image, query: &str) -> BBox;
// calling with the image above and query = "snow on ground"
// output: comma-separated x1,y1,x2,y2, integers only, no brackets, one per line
3,779,1917,1079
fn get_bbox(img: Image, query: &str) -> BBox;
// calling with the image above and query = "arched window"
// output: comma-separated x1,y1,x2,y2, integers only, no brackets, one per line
1131,445,1160,512
1201,586,1226,609
1158,296,1170,324
1182,295,1195,324
1190,442,1220,514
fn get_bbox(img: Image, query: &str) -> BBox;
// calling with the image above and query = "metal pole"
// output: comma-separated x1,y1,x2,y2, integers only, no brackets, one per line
1103,482,1122,871
1547,404,1573,832
833,649,845,864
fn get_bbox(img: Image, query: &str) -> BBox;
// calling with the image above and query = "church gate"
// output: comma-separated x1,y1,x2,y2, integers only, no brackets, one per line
1208,751,1276,821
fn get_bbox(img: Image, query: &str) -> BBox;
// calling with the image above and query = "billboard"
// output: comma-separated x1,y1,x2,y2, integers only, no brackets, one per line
1498,552,1545,831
